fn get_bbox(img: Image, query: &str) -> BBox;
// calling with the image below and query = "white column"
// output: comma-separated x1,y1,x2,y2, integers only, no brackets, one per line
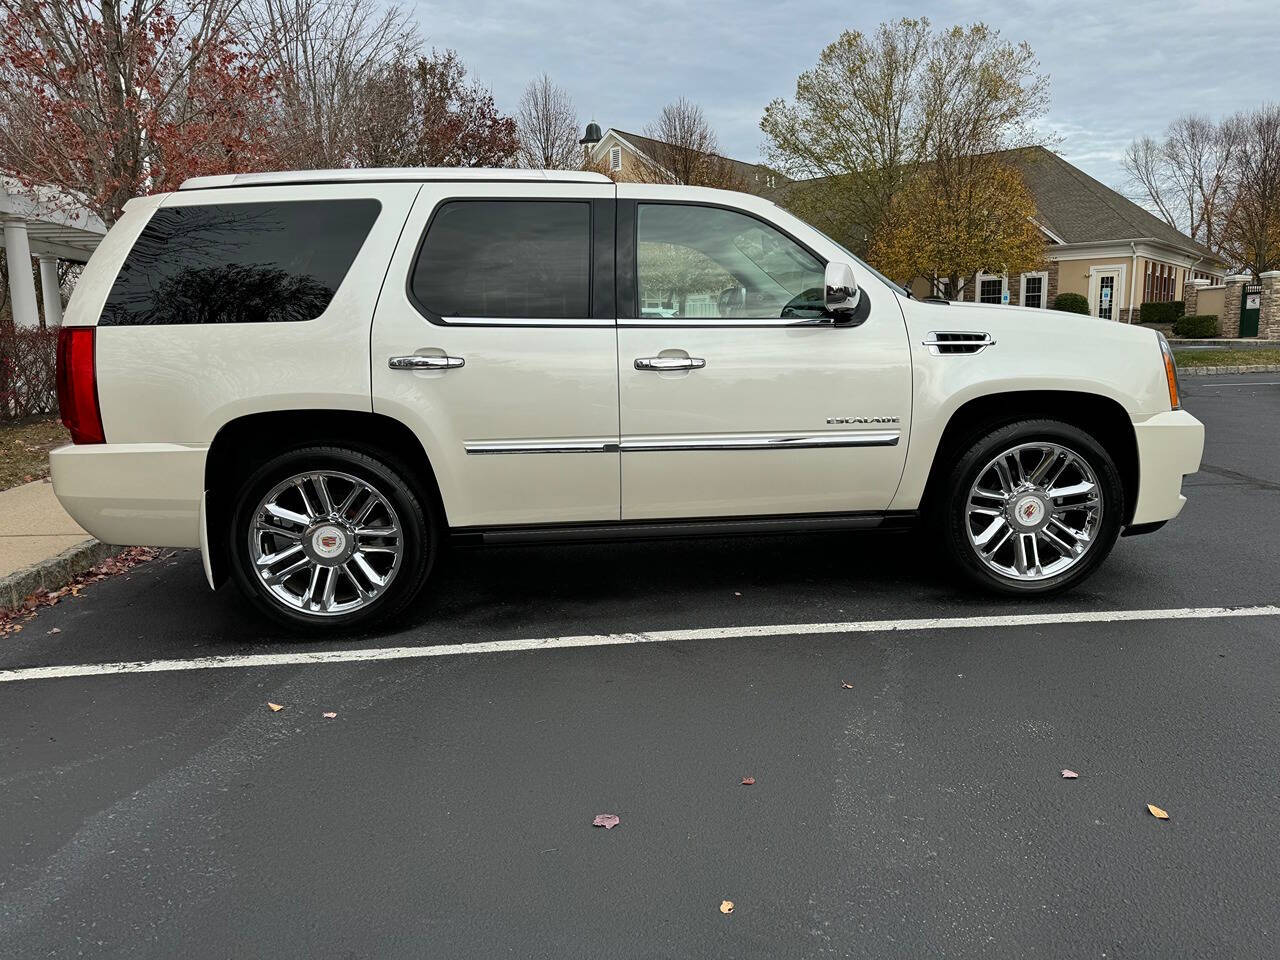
3,218,40,330
37,255,63,327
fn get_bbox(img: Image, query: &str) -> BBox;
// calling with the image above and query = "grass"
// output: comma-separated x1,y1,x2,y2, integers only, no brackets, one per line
1173,348,1280,368
0,416,69,491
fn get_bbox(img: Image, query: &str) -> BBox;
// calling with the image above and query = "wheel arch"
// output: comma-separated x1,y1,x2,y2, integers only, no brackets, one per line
918,390,1139,526
203,409,444,588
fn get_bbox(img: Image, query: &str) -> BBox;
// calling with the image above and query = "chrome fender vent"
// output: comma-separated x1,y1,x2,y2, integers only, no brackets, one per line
922,331,996,355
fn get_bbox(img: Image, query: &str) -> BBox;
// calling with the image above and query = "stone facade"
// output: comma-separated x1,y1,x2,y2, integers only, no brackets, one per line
1221,275,1248,337
1183,279,1209,317
1260,271,1280,340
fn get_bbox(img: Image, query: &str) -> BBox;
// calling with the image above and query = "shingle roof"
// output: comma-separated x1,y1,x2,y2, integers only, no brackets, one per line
610,129,775,190
995,146,1218,259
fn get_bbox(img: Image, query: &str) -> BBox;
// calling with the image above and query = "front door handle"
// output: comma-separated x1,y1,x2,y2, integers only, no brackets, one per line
389,355,465,370
634,356,706,372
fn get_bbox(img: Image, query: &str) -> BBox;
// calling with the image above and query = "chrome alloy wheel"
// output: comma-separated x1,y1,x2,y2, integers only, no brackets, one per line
248,470,403,617
965,442,1104,582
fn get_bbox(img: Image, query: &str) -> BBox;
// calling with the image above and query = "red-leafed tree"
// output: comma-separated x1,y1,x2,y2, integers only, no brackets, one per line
0,0,282,224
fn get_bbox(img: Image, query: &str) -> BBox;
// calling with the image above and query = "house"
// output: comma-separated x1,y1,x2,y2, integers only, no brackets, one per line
579,125,1226,321
915,146,1227,319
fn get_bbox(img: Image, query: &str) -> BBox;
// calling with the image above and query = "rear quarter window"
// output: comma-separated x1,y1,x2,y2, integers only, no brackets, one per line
99,198,380,325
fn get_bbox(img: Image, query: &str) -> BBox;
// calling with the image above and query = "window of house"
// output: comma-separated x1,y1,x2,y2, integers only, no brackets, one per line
410,200,591,319
635,204,825,320
1021,272,1047,309
101,199,380,326
978,274,1006,304
609,146,622,172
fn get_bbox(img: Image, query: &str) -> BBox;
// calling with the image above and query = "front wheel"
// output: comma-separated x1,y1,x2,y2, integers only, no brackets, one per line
228,446,435,631
939,420,1125,596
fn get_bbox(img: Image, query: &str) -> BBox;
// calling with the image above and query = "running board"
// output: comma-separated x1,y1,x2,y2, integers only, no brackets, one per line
450,511,919,546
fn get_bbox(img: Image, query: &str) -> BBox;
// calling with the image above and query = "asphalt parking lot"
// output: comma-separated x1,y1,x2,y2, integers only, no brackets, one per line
2,377,1278,959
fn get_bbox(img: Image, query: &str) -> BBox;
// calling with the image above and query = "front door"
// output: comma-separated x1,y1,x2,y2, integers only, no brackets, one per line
615,194,912,520
1089,266,1125,321
371,182,621,528
1241,284,1261,337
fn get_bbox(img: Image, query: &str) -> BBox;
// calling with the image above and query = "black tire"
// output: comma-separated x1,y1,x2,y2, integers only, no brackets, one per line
938,419,1125,596
228,445,435,631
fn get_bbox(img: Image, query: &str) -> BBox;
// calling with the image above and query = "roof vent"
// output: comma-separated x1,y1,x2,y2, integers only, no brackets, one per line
580,122,602,145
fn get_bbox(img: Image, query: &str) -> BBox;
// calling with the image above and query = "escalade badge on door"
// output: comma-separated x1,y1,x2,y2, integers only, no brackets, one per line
826,416,901,424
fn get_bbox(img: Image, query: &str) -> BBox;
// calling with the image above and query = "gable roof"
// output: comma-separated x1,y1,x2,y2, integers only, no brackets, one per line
601,129,777,190
998,146,1218,260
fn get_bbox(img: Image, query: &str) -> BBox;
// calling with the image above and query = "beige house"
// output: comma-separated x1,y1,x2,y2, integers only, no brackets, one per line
582,127,1225,321
918,147,1227,320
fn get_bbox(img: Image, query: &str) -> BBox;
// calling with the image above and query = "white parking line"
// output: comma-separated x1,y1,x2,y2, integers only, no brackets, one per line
2,605,1278,684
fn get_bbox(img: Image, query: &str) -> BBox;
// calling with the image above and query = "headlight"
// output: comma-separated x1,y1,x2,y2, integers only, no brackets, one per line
1156,331,1181,410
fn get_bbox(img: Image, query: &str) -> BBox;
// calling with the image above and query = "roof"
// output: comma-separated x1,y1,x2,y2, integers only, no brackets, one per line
1,177,106,262
606,130,776,189
998,146,1219,260
179,168,612,190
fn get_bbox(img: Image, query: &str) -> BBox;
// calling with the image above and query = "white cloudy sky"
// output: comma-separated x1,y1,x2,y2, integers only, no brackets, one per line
411,0,1278,192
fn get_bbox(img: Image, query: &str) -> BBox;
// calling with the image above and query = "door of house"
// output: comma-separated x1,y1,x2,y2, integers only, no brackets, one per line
1089,266,1125,321
1241,284,1262,337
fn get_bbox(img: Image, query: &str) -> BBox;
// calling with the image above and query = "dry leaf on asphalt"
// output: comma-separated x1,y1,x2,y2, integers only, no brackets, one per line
720,900,735,914
741,777,755,785
322,712,337,719
267,702,284,712
1147,804,1170,820
592,814,620,829
841,681,854,689
1061,769,1079,779
47,627,61,634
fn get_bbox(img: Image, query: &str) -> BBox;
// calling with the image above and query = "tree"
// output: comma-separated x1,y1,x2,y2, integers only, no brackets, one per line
761,18,1050,278
240,0,420,169
632,98,745,189
349,50,517,168
871,157,1044,297
1219,105,1280,276
1123,114,1236,253
515,73,579,170
0,0,281,224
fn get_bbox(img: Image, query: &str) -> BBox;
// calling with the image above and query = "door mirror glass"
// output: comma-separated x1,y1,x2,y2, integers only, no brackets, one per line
824,261,861,321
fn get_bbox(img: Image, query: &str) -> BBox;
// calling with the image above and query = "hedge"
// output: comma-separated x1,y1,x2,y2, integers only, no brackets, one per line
1139,300,1186,325
1171,314,1219,338
1052,292,1090,314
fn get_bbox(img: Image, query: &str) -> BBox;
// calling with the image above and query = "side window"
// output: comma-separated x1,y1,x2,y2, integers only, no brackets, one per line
410,200,591,320
635,204,825,320
101,199,380,325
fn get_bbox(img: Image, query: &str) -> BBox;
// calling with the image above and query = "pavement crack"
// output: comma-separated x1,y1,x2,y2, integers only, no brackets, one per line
1196,462,1280,493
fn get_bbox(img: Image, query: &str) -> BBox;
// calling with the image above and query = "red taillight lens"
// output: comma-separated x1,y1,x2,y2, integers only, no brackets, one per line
56,326,105,444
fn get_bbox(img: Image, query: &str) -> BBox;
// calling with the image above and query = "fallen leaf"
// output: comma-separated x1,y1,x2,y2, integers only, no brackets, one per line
741,777,755,785
734,591,742,596
47,626,61,634
322,711,337,719
592,813,620,829
267,702,284,712
841,681,854,689
1147,803,1170,820
720,900,735,914
1061,769,1079,779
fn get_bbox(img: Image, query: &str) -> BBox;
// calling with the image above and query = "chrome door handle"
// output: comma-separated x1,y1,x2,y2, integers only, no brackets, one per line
388,355,465,370
634,356,706,371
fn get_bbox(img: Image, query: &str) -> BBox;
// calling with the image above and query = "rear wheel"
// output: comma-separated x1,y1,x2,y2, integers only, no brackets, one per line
940,419,1124,596
228,446,435,631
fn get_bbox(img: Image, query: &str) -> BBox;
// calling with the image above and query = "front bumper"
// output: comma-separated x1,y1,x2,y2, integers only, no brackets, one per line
49,443,207,548
1129,410,1204,526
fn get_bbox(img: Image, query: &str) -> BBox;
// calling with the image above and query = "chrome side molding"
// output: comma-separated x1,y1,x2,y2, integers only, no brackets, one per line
464,431,900,455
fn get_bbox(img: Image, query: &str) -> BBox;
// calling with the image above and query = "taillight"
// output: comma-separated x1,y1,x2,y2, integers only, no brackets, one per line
56,326,105,444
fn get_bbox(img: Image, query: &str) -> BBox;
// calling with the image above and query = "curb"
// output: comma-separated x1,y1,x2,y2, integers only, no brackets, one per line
0,539,120,610
1180,364,1280,377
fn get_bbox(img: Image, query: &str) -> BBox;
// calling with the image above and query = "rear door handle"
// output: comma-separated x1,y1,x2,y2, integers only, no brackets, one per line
634,356,706,372
389,355,465,370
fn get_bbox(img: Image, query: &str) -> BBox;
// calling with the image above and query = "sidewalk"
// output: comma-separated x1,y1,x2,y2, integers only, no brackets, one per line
0,480,115,608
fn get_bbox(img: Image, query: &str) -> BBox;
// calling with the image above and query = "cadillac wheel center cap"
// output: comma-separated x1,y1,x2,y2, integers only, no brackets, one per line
311,525,347,561
1013,495,1047,528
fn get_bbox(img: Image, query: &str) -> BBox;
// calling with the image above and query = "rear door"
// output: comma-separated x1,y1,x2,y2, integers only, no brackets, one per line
615,187,912,520
371,182,620,528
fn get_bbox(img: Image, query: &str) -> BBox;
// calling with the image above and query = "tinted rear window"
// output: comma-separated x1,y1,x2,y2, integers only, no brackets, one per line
100,199,380,325
410,200,591,319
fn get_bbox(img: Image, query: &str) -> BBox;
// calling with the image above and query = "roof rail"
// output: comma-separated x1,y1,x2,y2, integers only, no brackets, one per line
179,167,612,190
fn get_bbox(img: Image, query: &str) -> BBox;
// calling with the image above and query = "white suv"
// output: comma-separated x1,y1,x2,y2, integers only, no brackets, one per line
51,168,1204,630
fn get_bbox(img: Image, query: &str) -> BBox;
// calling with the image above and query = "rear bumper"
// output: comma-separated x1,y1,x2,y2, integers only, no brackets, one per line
49,443,207,548
1129,410,1204,526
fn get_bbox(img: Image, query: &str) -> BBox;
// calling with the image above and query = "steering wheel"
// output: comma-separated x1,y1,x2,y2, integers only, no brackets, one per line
717,286,745,317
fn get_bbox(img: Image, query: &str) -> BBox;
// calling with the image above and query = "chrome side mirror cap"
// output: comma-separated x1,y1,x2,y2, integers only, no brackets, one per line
824,261,861,322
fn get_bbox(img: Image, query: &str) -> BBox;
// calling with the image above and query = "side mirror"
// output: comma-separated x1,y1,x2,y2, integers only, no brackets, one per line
824,261,861,323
